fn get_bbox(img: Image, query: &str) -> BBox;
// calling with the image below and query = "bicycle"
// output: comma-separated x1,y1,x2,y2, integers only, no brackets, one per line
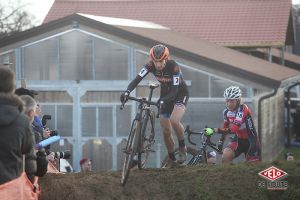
161,125,229,166
120,83,160,186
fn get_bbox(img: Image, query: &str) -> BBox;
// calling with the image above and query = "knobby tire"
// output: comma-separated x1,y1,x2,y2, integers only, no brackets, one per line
138,110,155,169
121,120,140,186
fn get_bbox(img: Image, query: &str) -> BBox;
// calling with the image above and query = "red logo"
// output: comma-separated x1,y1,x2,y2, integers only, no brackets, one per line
258,166,288,181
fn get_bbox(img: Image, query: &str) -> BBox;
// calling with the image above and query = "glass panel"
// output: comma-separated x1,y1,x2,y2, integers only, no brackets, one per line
183,101,225,130
35,91,73,103
23,38,57,80
57,105,73,136
136,51,156,81
0,52,16,72
94,39,128,80
99,107,112,137
81,91,121,103
82,139,112,171
60,31,93,80
116,105,131,136
210,77,248,98
136,50,149,67
180,67,209,97
82,107,96,137
136,86,160,98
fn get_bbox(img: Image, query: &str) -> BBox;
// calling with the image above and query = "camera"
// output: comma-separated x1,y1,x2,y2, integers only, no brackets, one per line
50,130,58,137
54,150,71,159
41,114,59,137
42,114,51,126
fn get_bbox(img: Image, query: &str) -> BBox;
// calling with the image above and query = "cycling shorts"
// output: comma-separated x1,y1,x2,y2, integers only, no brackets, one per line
160,95,189,118
227,136,250,160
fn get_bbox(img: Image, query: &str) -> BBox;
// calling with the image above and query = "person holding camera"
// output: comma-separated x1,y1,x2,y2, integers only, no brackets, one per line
20,95,48,178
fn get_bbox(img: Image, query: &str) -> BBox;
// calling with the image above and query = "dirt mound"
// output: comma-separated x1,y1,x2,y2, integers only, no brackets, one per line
39,161,300,200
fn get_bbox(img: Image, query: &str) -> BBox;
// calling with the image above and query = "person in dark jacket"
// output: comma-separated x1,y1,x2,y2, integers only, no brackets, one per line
0,66,36,184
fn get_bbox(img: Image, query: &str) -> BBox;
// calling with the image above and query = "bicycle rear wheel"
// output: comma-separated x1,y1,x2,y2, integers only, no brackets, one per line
121,120,141,186
161,147,202,167
138,110,155,169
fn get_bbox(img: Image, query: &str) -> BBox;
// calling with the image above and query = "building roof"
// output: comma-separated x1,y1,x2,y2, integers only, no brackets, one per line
253,48,300,71
1,13,300,89
44,0,294,48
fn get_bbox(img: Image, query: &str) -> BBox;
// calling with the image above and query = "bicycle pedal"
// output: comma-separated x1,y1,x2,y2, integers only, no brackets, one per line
144,147,155,152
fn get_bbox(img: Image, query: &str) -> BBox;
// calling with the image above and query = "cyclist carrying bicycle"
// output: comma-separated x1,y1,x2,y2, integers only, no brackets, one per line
204,86,261,162
120,44,189,167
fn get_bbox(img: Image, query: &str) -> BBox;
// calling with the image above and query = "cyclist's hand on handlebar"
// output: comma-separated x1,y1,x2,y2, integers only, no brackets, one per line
203,127,216,136
120,90,130,103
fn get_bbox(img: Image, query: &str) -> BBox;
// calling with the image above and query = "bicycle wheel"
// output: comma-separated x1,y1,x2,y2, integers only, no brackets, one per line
161,147,203,167
138,110,155,169
121,120,141,186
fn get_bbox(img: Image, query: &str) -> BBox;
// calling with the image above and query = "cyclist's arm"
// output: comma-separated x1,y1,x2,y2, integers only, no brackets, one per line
217,127,231,134
126,64,150,92
127,75,143,92
215,114,232,135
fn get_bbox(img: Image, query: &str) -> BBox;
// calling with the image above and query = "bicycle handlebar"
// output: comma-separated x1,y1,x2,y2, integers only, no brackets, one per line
120,96,161,118
185,125,229,151
185,125,200,145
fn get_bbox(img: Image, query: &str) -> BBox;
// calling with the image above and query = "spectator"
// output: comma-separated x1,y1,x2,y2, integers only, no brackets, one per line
291,108,300,142
20,95,48,177
14,87,46,143
285,152,294,161
0,66,36,184
80,158,92,172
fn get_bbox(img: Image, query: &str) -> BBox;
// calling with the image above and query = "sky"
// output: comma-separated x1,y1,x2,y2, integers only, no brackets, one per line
21,0,55,25
2,0,300,26
1,0,55,25
293,0,300,4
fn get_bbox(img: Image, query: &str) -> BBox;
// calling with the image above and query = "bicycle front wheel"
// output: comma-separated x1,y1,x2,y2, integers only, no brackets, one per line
161,147,202,167
138,110,155,169
121,120,141,186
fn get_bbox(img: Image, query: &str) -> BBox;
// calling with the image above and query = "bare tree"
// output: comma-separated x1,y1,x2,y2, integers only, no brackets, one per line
0,1,35,38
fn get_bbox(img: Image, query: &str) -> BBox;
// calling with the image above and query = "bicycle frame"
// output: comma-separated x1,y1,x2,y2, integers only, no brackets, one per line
120,83,159,186
185,126,228,165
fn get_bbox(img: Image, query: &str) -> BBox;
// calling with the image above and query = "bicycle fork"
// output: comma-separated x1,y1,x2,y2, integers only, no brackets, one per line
123,118,141,154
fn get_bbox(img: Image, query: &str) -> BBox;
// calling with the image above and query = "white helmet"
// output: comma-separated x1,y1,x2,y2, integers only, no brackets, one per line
224,86,242,99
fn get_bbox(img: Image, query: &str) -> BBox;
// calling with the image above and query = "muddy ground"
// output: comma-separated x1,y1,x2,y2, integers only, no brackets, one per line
39,161,300,200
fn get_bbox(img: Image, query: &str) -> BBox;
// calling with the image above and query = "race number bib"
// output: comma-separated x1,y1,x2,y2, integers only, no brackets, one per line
173,75,180,85
236,112,243,121
138,67,148,77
